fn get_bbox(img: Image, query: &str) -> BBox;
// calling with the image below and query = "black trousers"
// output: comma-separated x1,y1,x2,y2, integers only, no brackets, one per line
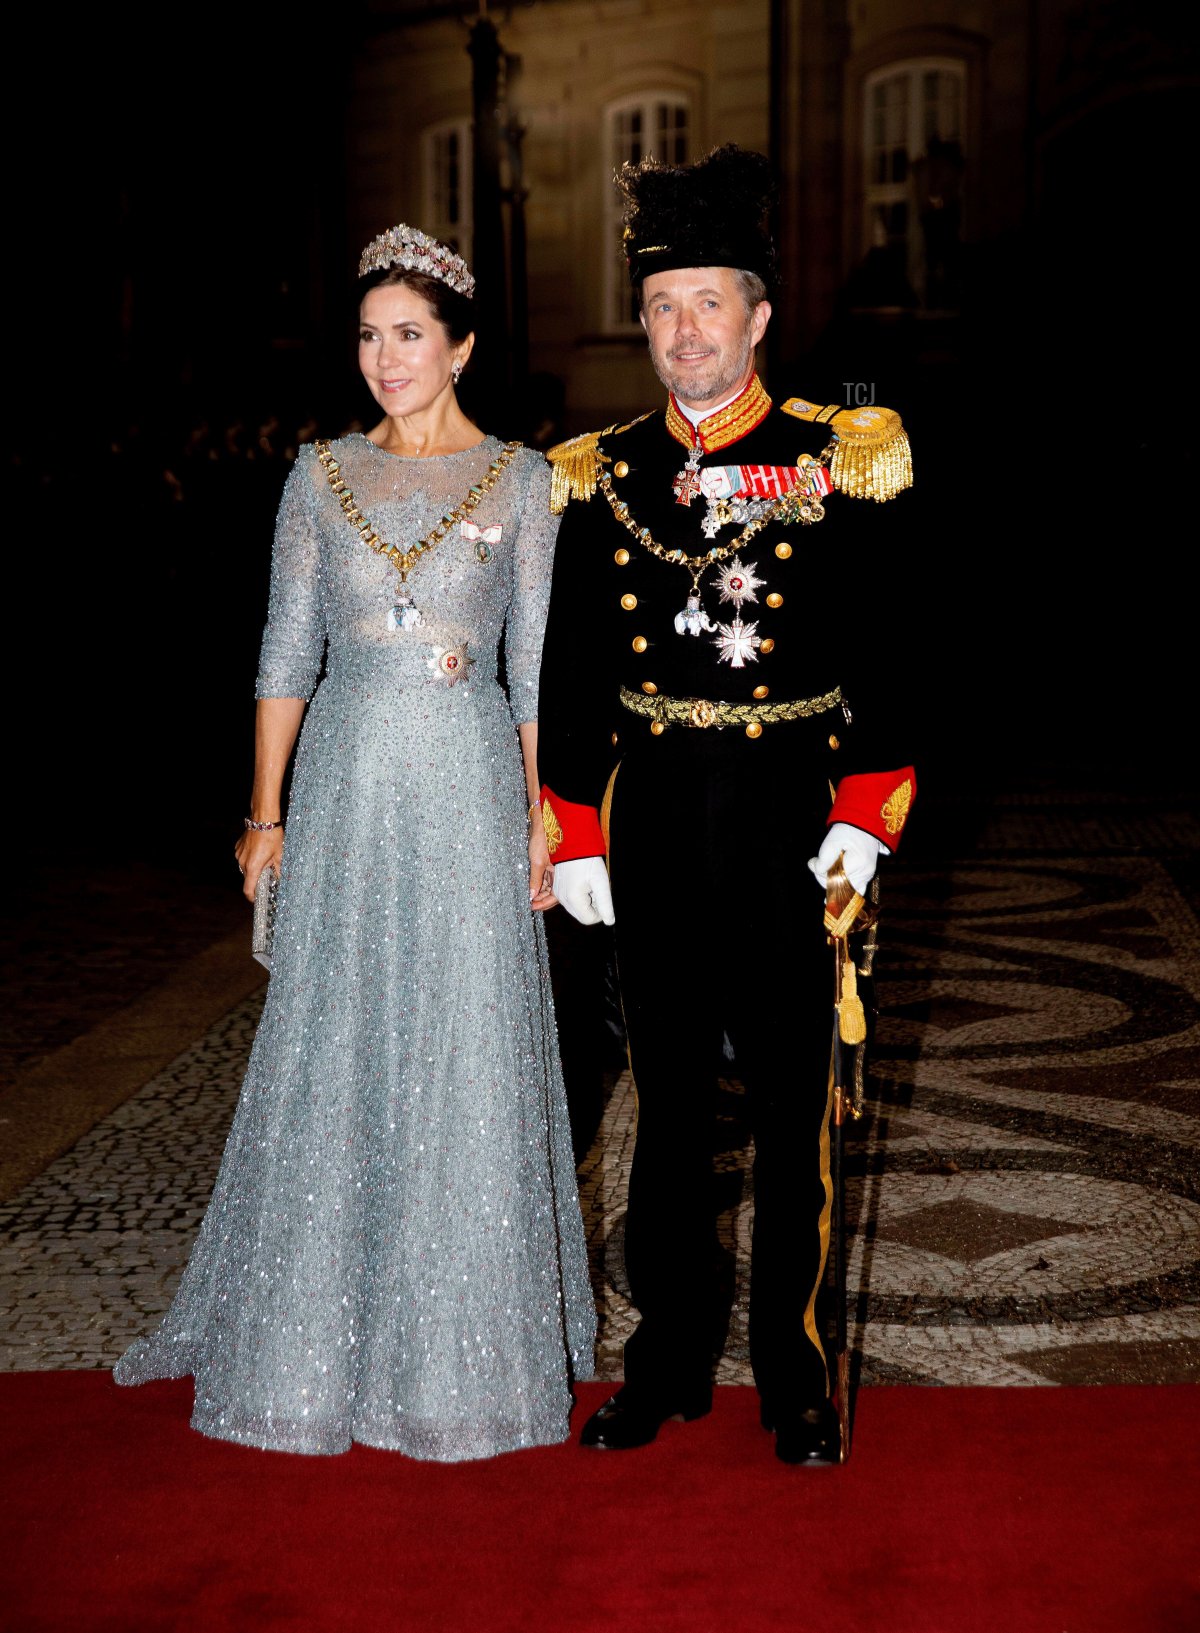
607,728,836,1420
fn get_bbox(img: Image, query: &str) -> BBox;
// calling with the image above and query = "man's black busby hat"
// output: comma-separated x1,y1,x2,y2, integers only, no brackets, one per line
617,143,778,290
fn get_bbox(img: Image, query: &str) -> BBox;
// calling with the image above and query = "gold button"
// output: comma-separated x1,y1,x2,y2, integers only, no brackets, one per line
760,637,775,654
766,592,783,609
621,593,637,610
612,732,620,746
745,721,763,740
614,548,630,566
650,720,666,737
641,681,658,695
775,542,792,560
828,734,840,751
752,685,769,699
614,461,629,478
632,636,648,653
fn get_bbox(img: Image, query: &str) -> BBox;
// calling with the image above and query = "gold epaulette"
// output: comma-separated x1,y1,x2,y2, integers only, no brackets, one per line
780,396,913,502
546,413,654,514
547,428,611,515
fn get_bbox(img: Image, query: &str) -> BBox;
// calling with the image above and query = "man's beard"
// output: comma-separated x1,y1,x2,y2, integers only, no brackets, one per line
649,325,755,408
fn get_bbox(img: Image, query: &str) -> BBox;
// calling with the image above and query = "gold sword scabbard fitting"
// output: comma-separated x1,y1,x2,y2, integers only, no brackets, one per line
836,1351,851,1463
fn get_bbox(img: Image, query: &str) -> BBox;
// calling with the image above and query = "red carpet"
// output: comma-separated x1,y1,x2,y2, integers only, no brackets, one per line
1,1376,1196,1633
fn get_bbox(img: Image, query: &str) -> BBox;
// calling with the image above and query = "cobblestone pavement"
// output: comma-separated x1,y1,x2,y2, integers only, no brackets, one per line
1,845,248,1091
2,783,1199,1386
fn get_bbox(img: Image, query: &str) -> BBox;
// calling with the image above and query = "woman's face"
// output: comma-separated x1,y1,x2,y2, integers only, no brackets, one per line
357,283,471,418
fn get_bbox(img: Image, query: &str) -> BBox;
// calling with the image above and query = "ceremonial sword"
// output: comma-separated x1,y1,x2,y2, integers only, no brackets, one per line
824,856,882,1463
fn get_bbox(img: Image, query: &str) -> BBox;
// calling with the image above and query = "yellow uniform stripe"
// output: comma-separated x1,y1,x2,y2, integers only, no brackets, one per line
801,1057,836,1396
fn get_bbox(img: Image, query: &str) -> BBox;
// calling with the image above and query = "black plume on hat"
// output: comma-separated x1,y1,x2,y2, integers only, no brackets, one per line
617,143,778,289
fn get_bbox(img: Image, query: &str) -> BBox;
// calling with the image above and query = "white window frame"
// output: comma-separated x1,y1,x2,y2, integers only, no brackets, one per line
603,93,691,333
422,118,473,267
862,58,965,301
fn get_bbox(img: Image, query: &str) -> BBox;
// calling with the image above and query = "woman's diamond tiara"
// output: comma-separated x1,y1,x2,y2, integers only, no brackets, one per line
358,224,476,298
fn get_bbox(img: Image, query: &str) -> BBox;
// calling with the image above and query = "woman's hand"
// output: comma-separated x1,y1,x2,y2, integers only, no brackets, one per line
517,725,556,912
235,826,284,904
528,817,557,913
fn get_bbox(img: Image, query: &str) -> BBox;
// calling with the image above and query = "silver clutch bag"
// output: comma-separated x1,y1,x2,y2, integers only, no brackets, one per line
252,868,279,970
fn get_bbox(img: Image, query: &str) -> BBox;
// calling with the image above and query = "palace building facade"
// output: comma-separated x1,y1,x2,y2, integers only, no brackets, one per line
344,1,1059,428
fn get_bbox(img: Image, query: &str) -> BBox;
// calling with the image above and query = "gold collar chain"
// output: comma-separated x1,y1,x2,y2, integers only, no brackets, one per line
597,462,836,594
597,418,839,592
315,438,522,582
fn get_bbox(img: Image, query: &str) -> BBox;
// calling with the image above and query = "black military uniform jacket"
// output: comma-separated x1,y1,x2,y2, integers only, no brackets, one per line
536,376,916,860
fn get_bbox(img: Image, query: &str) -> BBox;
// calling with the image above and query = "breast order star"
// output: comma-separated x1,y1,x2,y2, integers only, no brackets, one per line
713,617,761,668
715,556,765,609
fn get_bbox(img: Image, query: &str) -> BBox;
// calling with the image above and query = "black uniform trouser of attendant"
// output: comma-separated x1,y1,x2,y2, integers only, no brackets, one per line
606,725,837,1425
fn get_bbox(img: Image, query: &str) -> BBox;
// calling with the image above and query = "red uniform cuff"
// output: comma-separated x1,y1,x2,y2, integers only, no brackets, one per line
828,768,917,848
540,786,606,862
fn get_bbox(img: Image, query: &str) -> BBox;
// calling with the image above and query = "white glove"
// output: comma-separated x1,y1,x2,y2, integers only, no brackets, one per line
807,822,886,897
553,856,616,927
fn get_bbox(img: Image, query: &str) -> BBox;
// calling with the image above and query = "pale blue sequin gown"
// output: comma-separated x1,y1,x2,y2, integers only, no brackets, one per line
115,434,596,1459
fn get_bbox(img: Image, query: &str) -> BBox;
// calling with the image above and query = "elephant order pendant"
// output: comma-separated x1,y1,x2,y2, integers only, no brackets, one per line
674,594,717,637
388,591,422,632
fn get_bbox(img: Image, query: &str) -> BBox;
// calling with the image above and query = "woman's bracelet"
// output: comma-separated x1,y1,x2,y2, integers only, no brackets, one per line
244,817,285,832
528,800,541,821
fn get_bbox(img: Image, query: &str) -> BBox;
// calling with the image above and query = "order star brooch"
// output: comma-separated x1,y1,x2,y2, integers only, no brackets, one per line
715,556,765,610
428,643,473,685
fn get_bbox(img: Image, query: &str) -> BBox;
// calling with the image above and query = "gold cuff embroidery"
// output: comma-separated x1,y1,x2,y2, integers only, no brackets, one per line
542,799,564,855
881,778,913,835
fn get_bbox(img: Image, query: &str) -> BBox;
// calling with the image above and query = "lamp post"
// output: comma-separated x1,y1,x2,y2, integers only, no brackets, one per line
468,2,510,402
503,50,529,396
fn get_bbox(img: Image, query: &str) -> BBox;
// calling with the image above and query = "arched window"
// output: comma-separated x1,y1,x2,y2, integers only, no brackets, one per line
603,94,690,331
862,60,965,308
422,119,472,266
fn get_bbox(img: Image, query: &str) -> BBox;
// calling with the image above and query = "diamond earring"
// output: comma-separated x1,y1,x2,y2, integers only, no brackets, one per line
452,361,463,384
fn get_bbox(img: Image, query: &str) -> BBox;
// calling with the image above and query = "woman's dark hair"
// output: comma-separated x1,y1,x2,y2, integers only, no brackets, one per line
358,267,474,345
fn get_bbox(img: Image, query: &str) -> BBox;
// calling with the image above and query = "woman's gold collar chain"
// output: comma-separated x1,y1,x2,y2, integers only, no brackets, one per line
315,437,522,632
315,439,522,582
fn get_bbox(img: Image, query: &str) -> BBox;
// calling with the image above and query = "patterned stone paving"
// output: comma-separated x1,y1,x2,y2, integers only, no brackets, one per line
1,852,247,1089
853,854,1200,1384
2,845,1198,1388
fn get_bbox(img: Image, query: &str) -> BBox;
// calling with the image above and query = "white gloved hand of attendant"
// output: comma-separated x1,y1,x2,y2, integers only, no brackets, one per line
807,822,886,897
553,856,616,927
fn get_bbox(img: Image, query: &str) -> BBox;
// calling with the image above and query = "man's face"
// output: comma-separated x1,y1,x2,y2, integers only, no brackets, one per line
639,266,771,410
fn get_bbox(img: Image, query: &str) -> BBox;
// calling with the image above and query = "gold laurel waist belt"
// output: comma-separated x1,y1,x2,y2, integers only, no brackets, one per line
619,683,843,732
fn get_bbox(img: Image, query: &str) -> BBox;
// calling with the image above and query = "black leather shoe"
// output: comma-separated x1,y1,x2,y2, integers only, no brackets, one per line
770,1403,842,1467
579,1389,711,1450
